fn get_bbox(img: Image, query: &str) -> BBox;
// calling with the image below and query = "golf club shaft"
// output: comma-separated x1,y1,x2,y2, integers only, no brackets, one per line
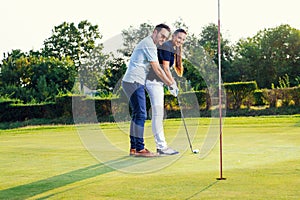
177,97,194,152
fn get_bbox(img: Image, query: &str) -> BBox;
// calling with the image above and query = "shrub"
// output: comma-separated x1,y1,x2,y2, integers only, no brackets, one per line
262,86,300,108
224,81,258,109
1,86,300,124
253,90,265,106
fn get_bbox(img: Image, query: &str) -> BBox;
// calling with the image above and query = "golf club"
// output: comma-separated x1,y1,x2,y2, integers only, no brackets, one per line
177,96,199,154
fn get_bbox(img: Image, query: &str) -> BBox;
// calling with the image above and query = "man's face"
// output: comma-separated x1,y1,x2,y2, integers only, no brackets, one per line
172,32,187,47
153,28,170,45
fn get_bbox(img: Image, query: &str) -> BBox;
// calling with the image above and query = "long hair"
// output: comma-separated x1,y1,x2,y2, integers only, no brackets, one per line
174,45,183,77
173,29,186,77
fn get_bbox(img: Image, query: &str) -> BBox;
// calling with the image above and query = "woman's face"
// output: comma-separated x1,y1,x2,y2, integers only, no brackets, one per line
172,32,187,47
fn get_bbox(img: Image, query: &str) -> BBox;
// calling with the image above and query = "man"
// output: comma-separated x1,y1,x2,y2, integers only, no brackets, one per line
146,29,187,155
122,24,178,157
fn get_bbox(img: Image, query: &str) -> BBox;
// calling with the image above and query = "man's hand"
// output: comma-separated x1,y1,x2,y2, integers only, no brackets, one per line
168,82,179,97
150,61,173,86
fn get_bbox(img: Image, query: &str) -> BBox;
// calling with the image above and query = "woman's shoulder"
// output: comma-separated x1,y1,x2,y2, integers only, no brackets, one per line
158,40,171,50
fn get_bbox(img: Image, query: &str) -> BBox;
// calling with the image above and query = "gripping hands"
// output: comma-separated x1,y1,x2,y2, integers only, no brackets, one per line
168,82,179,97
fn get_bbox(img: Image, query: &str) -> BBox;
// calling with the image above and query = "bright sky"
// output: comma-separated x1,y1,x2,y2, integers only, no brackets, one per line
0,0,299,60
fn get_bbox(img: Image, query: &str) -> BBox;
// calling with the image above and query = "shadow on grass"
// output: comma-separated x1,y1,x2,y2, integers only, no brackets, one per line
0,156,149,199
185,180,219,200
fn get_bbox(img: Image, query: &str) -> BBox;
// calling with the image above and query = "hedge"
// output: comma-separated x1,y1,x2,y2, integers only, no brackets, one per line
262,86,300,107
1,85,300,123
0,103,59,122
224,81,258,109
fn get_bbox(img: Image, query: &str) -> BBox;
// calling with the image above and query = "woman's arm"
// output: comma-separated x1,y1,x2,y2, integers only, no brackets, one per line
162,60,175,83
150,61,173,86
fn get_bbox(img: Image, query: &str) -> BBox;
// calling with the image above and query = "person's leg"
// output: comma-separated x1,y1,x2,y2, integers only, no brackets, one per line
146,80,179,155
129,119,136,150
129,87,147,151
122,81,147,151
146,80,167,149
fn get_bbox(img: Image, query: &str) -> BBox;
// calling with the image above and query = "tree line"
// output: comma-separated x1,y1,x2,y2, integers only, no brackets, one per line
0,19,299,104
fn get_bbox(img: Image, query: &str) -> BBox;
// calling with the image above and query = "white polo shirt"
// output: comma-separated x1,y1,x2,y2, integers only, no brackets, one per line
122,36,158,85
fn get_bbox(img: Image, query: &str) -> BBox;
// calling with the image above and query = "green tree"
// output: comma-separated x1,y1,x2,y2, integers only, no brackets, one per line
0,50,28,87
199,23,233,82
259,24,300,87
233,24,300,88
98,56,127,93
30,56,76,95
119,22,154,57
79,44,109,90
231,36,261,82
42,20,101,67
0,51,76,103
42,20,106,92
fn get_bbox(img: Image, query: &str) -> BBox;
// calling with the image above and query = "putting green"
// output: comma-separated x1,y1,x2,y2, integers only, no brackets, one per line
0,116,299,199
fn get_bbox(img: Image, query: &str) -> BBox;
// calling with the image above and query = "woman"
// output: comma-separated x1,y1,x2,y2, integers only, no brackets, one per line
146,28,187,155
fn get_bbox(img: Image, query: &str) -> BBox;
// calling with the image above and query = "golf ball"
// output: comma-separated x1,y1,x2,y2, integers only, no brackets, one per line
193,149,199,154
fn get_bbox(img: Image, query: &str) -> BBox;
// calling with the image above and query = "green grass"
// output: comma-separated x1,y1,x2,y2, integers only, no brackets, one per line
0,116,300,199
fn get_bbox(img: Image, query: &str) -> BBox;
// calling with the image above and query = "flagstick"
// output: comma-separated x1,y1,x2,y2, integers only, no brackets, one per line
216,0,226,181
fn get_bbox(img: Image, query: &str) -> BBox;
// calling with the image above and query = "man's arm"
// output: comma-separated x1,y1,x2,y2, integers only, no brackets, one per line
150,61,173,86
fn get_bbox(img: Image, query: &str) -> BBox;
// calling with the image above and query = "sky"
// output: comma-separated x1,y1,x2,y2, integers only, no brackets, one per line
0,0,299,60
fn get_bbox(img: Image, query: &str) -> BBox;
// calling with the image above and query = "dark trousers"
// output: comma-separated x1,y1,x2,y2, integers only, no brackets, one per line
122,81,147,151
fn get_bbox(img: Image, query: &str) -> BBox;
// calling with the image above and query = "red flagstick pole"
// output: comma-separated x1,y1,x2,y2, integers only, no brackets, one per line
217,0,226,181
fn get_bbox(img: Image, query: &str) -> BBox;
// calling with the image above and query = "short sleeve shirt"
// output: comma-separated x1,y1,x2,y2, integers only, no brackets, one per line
147,40,175,82
122,36,158,85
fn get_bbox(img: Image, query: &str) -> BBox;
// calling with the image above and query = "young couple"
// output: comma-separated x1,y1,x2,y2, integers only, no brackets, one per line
122,24,187,157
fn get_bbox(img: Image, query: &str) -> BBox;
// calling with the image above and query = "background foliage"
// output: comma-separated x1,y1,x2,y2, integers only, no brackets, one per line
0,19,299,112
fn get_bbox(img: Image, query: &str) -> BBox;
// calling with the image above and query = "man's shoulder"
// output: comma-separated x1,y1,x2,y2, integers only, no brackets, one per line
138,36,154,46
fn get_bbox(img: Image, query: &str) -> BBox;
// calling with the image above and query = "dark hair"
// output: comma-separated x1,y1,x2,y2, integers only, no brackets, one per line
154,23,171,33
174,28,187,35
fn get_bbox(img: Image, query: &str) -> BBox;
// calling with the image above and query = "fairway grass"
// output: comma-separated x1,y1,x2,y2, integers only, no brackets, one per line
0,116,299,199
